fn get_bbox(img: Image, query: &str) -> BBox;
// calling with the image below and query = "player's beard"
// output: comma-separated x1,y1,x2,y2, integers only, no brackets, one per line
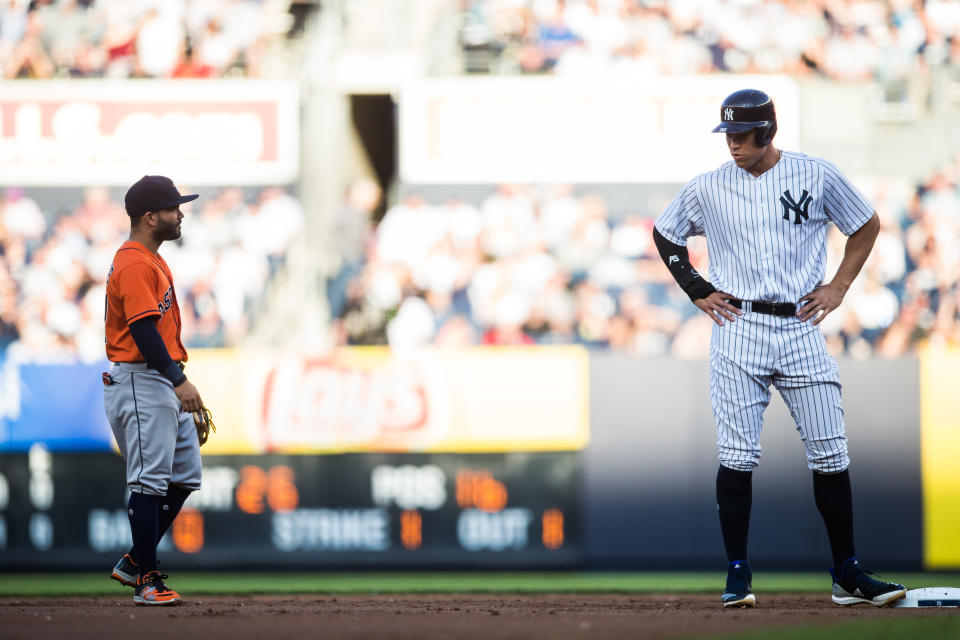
154,216,182,242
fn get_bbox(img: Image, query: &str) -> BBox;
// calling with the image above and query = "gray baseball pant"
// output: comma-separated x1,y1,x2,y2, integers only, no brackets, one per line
103,362,202,496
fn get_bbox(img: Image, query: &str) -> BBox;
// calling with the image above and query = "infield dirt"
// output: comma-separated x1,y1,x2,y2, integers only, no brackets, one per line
1,593,954,639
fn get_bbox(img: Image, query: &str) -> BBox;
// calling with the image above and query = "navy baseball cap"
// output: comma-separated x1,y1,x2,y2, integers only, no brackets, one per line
125,175,198,216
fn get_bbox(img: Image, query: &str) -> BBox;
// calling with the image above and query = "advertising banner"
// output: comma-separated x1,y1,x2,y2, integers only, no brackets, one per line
0,80,299,185
0,347,591,454
0,358,113,452
188,346,591,454
399,75,799,184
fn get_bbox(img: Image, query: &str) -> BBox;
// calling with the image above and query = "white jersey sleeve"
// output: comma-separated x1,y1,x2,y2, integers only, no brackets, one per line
654,179,705,246
820,159,875,236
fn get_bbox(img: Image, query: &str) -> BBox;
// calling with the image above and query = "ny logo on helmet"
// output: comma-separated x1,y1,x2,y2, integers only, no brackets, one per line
780,189,812,225
724,108,734,121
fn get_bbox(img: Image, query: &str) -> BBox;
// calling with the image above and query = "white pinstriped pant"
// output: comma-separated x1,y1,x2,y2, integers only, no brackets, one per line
709,307,850,473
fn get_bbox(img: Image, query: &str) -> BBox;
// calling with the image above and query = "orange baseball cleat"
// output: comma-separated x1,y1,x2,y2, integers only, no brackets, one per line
133,571,182,606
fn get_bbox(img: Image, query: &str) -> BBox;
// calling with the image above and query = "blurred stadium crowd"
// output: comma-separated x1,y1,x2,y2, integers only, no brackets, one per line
460,0,960,80
1,0,307,79
0,186,303,360
8,0,959,81
2,0,958,362
328,148,960,358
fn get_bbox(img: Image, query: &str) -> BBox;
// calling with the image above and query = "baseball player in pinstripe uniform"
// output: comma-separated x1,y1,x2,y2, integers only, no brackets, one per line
653,90,906,608
103,176,206,606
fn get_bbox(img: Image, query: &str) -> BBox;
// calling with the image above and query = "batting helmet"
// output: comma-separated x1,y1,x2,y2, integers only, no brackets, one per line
711,89,777,147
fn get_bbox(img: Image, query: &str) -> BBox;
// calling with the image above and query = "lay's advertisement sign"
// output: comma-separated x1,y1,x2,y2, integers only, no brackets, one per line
188,346,590,454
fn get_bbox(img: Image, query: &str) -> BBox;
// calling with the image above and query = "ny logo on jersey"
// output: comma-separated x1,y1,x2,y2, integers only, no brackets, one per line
780,189,812,225
724,108,734,121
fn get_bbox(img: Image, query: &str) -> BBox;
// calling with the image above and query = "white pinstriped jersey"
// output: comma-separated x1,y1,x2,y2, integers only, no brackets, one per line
654,151,875,303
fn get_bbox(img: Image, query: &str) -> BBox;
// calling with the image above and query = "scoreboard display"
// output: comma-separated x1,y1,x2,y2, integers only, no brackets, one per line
0,447,581,569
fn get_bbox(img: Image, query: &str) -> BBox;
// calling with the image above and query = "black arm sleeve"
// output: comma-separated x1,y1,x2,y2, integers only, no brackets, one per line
128,317,187,387
652,227,717,302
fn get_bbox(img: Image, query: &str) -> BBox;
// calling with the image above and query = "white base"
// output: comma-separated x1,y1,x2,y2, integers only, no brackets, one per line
893,587,960,608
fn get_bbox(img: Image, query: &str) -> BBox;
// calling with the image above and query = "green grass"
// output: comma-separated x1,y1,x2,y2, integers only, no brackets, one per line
710,617,960,640
1,572,958,597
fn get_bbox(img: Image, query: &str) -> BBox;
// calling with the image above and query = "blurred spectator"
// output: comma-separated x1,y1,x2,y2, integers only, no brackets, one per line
1,188,46,243
3,8,54,78
480,184,539,259
386,295,435,349
0,0,30,63
0,186,302,361
171,42,215,77
327,179,381,319
135,6,183,77
193,18,237,75
434,314,478,346
241,187,305,275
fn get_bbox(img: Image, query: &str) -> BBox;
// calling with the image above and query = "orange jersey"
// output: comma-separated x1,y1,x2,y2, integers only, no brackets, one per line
105,241,187,363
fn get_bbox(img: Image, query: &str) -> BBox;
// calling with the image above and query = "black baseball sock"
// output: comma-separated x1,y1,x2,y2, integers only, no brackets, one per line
812,469,856,573
716,465,753,563
127,491,160,578
127,485,192,564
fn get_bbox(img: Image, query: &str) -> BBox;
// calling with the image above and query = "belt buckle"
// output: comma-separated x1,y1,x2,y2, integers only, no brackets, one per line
769,302,793,317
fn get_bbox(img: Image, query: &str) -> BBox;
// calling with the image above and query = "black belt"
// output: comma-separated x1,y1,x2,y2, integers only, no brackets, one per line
728,299,796,318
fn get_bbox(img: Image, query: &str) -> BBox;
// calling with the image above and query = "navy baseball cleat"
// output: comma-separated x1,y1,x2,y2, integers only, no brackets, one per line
722,560,756,608
830,557,906,606
110,553,139,587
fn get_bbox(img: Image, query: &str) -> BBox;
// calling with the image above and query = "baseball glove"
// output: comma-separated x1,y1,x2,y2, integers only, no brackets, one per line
192,407,216,446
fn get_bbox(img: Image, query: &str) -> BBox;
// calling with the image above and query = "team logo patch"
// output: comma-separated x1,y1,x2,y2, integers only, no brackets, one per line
724,108,734,121
780,188,812,225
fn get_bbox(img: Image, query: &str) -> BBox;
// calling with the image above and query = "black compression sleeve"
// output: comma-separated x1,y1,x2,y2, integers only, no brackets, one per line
652,227,717,301
128,317,187,386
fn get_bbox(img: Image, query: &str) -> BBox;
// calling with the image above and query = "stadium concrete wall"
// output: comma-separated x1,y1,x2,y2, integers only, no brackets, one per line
585,355,923,570
0,349,951,570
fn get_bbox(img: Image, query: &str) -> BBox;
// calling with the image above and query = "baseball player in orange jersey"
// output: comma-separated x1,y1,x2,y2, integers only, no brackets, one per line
103,175,205,606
